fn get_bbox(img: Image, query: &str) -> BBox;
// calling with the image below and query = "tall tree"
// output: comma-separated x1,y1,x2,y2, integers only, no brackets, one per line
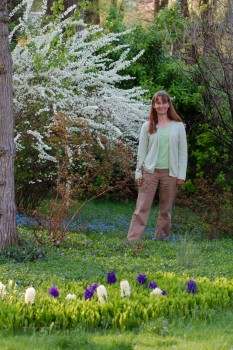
190,0,201,11
0,0,18,247
154,0,160,14
46,0,77,15
154,0,169,14
85,0,100,24
7,0,21,12
160,0,169,8
178,0,189,17
189,0,233,180
46,0,100,24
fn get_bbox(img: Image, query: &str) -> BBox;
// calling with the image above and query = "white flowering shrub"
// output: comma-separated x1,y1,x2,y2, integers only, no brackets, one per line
11,1,147,207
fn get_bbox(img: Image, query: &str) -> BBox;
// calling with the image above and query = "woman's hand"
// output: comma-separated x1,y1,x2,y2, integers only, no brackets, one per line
136,178,143,186
176,179,185,186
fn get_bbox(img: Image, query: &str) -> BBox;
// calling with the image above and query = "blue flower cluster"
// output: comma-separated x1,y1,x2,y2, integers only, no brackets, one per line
16,213,36,227
49,286,59,298
148,281,157,289
137,274,169,295
186,280,197,294
70,205,156,235
84,283,98,300
82,273,197,301
16,203,158,238
107,271,117,284
136,274,147,285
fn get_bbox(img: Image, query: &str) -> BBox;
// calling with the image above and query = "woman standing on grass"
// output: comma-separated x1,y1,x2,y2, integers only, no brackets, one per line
127,91,188,242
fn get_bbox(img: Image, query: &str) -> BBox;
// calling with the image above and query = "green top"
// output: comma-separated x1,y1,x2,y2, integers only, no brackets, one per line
156,123,171,169
135,121,188,180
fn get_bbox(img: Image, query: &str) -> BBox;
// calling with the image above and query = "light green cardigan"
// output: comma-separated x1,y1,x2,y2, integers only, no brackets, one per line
135,121,188,180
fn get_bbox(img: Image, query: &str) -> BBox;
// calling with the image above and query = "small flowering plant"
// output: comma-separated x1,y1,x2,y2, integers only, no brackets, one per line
66,294,77,300
136,274,147,285
97,285,107,302
150,287,167,296
150,287,162,295
25,287,36,304
186,280,197,294
49,286,59,298
8,280,16,291
0,282,6,297
84,283,98,300
107,271,117,284
84,287,94,300
120,280,131,297
89,283,98,292
148,281,157,289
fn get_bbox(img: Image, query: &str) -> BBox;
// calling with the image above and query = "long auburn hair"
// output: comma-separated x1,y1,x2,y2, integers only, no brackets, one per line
148,91,182,134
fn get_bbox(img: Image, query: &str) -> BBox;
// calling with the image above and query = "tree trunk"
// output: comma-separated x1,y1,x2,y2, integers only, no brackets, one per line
154,0,160,14
154,0,170,15
179,0,189,17
0,0,18,247
160,0,169,9
191,0,201,11
85,0,100,24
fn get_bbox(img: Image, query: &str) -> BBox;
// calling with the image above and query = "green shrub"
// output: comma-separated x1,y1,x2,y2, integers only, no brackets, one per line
1,227,50,262
177,180,233,238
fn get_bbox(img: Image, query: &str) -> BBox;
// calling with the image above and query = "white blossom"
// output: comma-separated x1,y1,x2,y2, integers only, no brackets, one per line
0,282,6,297
65,294,77,300
96,285,108,302
11,10,148,162
120,280,131,297
27,130,57,163
8,280,16,291
14,133,24,151
25,287,36,304
150,287,162,296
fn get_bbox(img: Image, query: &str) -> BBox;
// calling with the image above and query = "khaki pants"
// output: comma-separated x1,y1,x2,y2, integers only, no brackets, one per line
127,169,178,241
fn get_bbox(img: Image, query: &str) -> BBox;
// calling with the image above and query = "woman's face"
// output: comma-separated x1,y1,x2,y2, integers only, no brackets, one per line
154,96,170,116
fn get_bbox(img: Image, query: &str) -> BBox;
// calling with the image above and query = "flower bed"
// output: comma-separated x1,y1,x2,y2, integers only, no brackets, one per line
0,272,232,332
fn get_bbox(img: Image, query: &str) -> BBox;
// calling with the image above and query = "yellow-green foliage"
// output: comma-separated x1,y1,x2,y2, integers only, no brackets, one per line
0,273,232,332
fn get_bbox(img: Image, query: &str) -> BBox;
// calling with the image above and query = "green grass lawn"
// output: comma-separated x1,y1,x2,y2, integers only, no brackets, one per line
0,309,233,350
0,200,232,349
